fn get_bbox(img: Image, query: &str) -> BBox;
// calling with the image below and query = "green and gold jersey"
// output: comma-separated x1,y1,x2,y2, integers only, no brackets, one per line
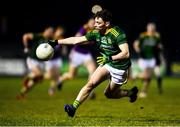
85,26,131,70
138,32,161,59
27,33,45,60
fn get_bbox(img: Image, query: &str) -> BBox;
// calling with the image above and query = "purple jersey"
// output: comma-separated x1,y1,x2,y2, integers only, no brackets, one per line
78,27,86,35
73,27,93,54
51,45,61,59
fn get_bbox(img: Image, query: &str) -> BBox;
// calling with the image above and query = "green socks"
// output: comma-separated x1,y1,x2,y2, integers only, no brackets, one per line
73,100,80,109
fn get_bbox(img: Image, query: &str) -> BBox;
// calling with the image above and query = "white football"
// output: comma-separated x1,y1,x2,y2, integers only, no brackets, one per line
91,5,102,14
36,43,54,60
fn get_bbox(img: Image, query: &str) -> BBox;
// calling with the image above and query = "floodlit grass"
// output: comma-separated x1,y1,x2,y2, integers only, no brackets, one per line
0,76,180,126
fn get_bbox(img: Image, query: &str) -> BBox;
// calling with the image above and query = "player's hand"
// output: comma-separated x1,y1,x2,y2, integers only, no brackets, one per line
96,53,112,65
47,40,58,48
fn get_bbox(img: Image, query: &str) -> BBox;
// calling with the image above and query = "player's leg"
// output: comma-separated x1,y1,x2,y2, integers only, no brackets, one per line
17,58,44,99
129,61,143,86
154,65,163,94
104,81,138,102
154,55,163,94
75,66,108,102
57,65,77,91
17,66,43,99
139,68,152,98
58,50,81,88
84,59,97,77
64,65,109,117
45,58,62,95
22,67,43,94
48,68,60,96
84,55,97,99
59,65,77,83
138,58,155,98
103,65,138,102
45,66,59,96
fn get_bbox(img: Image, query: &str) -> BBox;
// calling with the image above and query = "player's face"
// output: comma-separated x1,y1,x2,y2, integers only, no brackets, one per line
87,19,95,29
94,17,107,32
44,27,54,39
147,23,156,33
54,27,64,39
55,29,63,36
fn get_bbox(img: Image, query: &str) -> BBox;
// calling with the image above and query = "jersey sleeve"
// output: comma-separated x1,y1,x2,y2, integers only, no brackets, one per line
32,33,37,39
85,30,98,41
138,33,145,45
116,32,127,45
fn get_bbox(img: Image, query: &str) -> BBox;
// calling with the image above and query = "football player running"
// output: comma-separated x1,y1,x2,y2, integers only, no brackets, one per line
47,10,138,117
17,26,54,99
133,22,165,98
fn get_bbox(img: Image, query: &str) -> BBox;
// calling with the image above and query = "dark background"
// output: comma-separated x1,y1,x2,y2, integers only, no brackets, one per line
0,0,179,73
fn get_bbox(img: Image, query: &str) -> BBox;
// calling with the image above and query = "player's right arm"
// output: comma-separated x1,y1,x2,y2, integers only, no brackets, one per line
22,33,33,53
133,39,140,53
57,36,88,45
48,30,96,47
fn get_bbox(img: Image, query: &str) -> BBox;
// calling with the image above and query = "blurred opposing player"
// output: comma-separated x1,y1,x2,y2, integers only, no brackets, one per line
44,26,65,96
47,9,138,117
16,26,54,99
133,22,165,98
57,18,97,98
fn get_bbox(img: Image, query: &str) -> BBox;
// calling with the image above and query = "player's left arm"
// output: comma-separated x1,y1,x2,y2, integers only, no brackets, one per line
156,32,163,50
156,32,166,63
111,43,130,60
158,42,165,63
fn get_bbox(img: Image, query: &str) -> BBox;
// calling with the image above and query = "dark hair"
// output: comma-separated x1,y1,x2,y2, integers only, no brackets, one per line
94,9,112,22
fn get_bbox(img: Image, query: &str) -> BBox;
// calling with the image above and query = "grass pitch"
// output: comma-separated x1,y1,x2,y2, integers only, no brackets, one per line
0,76,180,126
